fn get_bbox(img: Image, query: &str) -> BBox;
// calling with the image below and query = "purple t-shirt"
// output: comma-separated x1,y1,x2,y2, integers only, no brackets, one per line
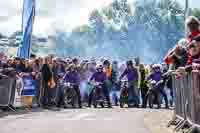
90,72,107,83
64,71,80,84
120,67,138,82
147,71,162,82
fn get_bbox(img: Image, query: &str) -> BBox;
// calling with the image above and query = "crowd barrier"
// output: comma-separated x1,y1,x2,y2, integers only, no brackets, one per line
0,75,38,111
168,70,200,133
0,77,16,108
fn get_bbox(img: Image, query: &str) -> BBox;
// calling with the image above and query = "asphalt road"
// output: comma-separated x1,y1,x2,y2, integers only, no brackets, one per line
0,107,171,133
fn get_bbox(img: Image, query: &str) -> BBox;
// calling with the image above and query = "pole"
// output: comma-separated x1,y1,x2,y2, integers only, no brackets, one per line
185,0,189,37
185,0,189,19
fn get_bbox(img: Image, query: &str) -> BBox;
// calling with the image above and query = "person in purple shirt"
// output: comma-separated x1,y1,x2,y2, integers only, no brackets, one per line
119,60,139,107
120,64,139,82
90,69,107,83
88,64,111,108
146,64,169,108
146,65,162,82
63,64,82,108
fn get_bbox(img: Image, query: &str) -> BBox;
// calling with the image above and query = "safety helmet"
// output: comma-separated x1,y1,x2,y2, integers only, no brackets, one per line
152,64,161,70
96,64,103,71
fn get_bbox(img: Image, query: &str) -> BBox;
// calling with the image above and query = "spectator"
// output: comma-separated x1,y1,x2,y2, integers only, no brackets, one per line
186,16,200,42
41,57,53,108
164,41,189,69
139,64,148,108
187,35,200,65
111,61,120,106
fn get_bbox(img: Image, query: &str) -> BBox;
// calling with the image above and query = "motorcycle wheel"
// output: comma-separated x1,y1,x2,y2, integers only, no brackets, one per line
64,87,78,108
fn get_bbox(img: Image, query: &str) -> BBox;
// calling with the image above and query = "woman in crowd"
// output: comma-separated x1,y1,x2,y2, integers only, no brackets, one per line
186,16,200,42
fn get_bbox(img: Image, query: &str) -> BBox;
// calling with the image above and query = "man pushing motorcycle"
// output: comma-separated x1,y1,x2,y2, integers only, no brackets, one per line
63,64,82,108
145,64,169,109
88,64,112,108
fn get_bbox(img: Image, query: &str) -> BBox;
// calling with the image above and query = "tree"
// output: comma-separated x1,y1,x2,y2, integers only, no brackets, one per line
31,0,185,63
191,8,200,18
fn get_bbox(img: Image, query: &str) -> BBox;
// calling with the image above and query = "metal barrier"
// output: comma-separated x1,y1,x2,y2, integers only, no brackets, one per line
168,70,200,133
0,75,39,111
188,70,200,132
0,77,16,108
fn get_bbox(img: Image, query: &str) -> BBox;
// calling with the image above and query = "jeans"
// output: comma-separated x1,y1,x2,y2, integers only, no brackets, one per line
158,87,168,107
128,81,139,105
110,83,120,105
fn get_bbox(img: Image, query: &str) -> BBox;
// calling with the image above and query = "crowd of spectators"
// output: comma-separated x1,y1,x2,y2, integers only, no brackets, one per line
0,16,199,110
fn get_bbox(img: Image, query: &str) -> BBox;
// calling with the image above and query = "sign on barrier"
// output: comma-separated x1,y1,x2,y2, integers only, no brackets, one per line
13,78,23,107
21,75,36,96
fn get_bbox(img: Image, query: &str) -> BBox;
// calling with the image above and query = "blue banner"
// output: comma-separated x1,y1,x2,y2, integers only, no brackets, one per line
18,0,36,59
21,75,36,96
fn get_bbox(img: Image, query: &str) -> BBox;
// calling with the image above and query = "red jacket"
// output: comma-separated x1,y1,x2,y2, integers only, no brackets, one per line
187,31,200,64
188,31,200,42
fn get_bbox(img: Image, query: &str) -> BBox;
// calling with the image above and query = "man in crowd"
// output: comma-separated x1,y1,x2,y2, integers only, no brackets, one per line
41,57,53,108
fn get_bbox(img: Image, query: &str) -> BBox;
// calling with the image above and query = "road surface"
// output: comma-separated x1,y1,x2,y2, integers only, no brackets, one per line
0,107,173,133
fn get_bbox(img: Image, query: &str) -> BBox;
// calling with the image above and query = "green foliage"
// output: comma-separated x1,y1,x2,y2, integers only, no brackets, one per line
192,8,200,18
41,0,185,63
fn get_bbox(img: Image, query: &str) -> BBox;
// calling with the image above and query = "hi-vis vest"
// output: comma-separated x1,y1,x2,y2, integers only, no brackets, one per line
104,67,112,78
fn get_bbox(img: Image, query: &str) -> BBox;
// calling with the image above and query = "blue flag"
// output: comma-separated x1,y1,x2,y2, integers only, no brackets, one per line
18,0,35,59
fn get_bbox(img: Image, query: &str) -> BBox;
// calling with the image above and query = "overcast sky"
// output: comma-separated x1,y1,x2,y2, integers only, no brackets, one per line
0,0,199,36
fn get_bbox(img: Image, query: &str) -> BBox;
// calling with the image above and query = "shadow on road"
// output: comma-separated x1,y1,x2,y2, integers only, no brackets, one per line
0,107,61,118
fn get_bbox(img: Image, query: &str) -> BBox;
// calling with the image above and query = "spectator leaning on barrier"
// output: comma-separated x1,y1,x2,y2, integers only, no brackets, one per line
164,40,189,69
187,35,200,68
